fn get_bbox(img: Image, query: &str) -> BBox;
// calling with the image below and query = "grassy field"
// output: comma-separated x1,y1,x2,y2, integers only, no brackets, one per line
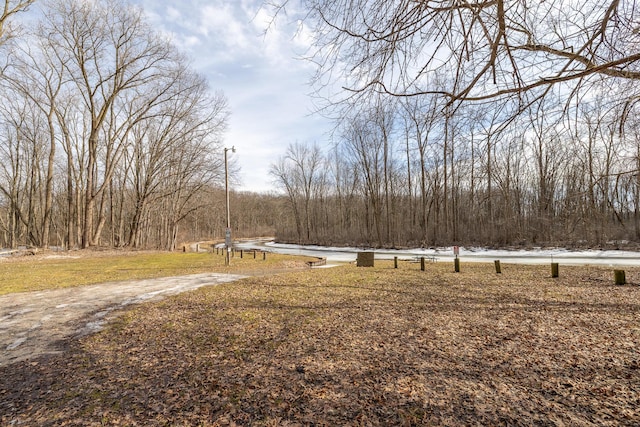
1,260,639,425
0,249,311,295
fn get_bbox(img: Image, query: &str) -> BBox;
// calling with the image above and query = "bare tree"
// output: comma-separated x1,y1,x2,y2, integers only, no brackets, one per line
270,142,325,243
271,0,640,107
40,0,207,247
0,0,34,47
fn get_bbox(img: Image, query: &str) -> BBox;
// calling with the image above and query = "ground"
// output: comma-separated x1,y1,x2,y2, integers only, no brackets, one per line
0,272,247,366
1,258,639,425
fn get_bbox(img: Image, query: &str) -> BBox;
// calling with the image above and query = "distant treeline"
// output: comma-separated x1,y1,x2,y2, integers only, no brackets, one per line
269,98,640,249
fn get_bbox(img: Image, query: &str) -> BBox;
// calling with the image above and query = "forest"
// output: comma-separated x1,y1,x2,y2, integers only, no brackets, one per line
0,0,234,250
268,0,640,248
2,0,640,250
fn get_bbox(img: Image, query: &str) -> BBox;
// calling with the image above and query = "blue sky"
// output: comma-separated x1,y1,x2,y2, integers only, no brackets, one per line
132,0,333,193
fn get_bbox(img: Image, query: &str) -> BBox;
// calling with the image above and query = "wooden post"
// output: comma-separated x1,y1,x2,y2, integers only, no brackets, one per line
263,252,266,261
183,245,186,253
356,252,375,267
614,270,626,285
420,257,425,271
240,249,243,259
551,263,559,278
394,256,398,269
196,244,199,252
253,250,256,259
494,260,502,274
454,258,460,273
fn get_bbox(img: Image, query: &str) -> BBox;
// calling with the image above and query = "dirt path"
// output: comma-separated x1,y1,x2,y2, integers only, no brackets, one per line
0,273,246,367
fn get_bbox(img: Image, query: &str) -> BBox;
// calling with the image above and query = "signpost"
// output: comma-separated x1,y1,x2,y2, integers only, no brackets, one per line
225,227,231,247
224,146,235,266
225,227,232,265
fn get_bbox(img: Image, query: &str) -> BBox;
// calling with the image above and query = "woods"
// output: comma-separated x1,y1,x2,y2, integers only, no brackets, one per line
0,0,230,250
268,0,640,248
2,0,640,250
270,94,640,248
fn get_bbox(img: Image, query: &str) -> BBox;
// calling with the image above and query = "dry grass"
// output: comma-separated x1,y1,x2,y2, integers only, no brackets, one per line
0,249,311,295
1,261,639,425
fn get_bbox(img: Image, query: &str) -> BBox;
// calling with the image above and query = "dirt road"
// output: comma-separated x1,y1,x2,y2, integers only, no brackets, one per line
0,273,246,367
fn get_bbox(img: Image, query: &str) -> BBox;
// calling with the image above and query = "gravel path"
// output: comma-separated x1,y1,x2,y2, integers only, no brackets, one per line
0,273,246,367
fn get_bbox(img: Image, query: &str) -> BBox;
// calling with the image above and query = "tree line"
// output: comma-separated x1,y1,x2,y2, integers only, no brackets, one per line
0,0,231,250
3,0,640,251
271,93,639,248
268,0,640,248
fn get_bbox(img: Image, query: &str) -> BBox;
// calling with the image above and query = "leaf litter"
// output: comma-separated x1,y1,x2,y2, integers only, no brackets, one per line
1,262,639,425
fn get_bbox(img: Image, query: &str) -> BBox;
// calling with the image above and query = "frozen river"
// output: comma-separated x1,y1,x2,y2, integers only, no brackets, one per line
234,240,640,267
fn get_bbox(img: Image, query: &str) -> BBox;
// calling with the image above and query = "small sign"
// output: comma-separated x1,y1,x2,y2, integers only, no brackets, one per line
453,246,459,256
225,227,232,247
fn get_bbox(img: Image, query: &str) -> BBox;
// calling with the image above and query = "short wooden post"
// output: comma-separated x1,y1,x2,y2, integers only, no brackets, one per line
183,245,186,253
263,252,266,261
196,244,199,252
253,250,257,259
494,260,502,274
551,263,559,278
240,249,243,259
420,257,425,271
394,256,398,269
356,252,375,267
614,270,626,285
454,258,460,273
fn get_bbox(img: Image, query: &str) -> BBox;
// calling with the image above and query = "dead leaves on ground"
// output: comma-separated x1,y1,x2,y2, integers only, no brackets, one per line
1,263,640,425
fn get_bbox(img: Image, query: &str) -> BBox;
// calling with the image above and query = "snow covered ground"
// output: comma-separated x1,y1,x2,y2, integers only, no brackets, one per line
234,240,640,267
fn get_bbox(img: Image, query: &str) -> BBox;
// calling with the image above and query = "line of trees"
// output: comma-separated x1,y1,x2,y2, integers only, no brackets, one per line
0,0,231,250
268,0,640,248
271,91,640,248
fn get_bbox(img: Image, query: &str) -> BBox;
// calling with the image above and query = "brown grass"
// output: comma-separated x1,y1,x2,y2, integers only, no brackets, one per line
1,261,639,425
0,249,313,295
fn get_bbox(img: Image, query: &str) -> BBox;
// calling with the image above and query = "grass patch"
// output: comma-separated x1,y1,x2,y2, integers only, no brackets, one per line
0,250,314,295
2,262,639,425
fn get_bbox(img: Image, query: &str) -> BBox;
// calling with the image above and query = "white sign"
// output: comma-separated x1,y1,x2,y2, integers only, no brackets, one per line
225,227,232,246
453,246,459,256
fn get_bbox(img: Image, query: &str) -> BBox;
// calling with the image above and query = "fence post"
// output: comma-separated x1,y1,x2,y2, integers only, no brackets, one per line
551,263,559,278
420,257,425,271
454,258,460,273
394,256,398,269
614,270,626,285
494,260,502,274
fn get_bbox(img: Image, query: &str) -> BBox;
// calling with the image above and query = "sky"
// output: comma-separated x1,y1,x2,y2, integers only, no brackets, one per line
131,0,333,194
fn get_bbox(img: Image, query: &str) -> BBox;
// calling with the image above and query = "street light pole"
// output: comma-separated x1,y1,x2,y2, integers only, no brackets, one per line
224,146,235,266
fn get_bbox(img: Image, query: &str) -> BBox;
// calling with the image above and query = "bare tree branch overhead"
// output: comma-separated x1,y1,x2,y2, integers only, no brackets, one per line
0,0,35,44
269,0,640,105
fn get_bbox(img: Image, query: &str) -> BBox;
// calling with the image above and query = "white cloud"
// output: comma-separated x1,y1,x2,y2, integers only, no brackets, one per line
133,0,332,193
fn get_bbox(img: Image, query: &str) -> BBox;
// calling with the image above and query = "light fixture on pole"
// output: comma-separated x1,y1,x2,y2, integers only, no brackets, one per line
224,146,235,266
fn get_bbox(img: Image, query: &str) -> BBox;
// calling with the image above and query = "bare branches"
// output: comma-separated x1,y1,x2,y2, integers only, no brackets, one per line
0,0,35,43
290,0,640,108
